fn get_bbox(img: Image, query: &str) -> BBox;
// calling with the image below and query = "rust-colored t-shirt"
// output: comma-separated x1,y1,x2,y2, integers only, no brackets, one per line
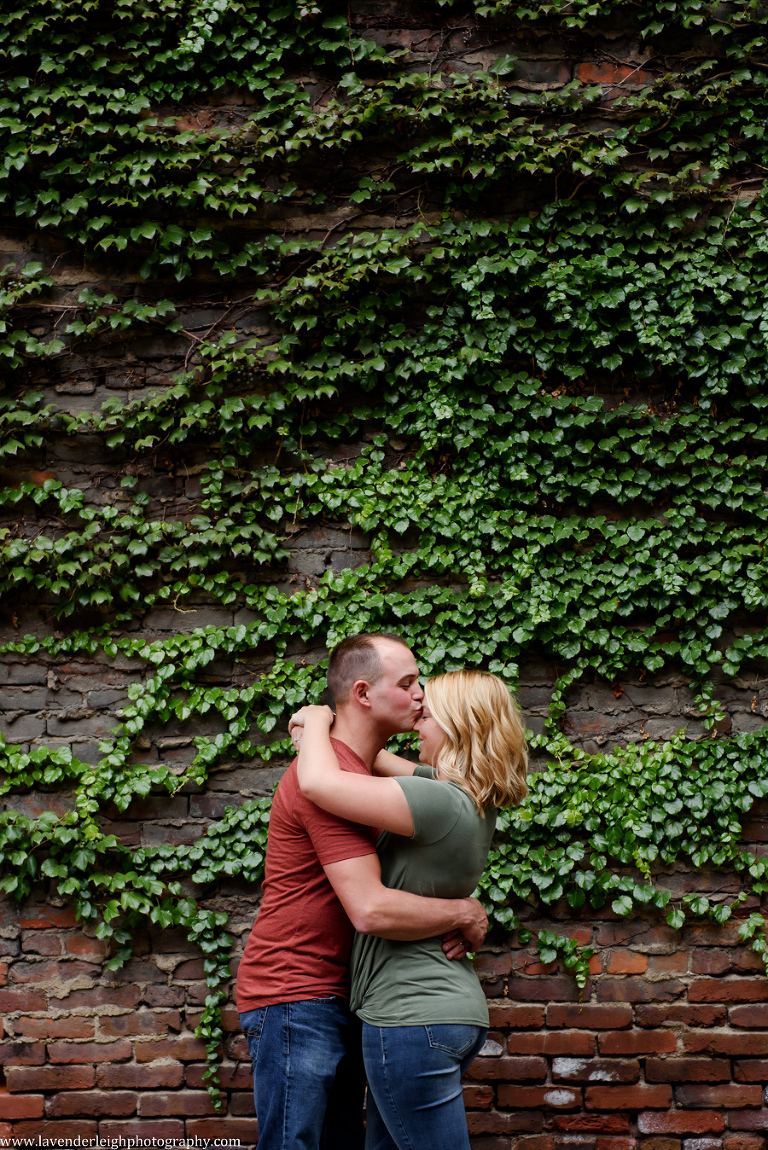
236,738,378,1011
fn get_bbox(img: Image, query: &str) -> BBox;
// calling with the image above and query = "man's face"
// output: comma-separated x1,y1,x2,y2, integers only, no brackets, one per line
365,640,423,734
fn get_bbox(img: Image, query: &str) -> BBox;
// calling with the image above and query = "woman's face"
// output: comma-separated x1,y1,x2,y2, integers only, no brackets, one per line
414,702,446,767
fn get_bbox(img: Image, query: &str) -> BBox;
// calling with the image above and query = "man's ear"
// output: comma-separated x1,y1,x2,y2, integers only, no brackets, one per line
351,678,371,708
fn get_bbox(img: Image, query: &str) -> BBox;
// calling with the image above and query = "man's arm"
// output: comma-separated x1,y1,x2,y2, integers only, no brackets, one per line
324,853,487,954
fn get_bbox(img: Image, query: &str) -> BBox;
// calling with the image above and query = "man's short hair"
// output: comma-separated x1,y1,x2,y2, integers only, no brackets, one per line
327,633,409,705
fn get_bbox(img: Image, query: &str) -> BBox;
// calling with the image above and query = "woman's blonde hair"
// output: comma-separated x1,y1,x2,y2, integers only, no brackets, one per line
424,670,528,812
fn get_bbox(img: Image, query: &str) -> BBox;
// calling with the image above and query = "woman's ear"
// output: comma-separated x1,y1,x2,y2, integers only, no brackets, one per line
351,678,371,708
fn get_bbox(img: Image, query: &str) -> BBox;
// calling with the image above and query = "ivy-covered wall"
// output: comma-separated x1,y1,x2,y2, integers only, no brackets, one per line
3,0,768,1145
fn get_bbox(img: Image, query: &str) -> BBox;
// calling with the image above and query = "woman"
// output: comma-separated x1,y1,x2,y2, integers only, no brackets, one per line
289,669,527,1150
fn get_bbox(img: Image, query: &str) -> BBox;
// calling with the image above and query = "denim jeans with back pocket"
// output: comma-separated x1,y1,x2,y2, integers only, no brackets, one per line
362,1021,487,1150
240,998,366,1150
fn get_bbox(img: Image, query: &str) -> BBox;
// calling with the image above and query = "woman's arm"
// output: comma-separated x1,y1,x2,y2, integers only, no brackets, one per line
293,706,414,836
372,747,420,777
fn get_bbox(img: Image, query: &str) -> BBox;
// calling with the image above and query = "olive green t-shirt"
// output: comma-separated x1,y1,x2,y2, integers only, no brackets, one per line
349,766,496,1027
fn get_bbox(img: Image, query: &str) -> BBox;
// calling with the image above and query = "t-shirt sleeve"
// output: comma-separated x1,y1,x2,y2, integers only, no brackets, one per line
395,775,463,845
300,794,378,866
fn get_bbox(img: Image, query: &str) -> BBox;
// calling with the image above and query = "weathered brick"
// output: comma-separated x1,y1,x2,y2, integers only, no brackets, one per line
638,1114,727,1134
46,1090,137,1117
464,1085,494,1110
48,1040,132,1064
13,1121,98,1140
138,1090,216,1116
675,1085,763,1108
506,977,583,1002
98,1011,179,1038
689,980,768,1003
552,1058,640,1084
186,1118,261,1141
6,1065,95,1092
96,1062,185,1089
683,1033,768,1056
0,989,47,1012
468,1111,545,1134
53,984,141,1009
599,1031,678,1055
0,1041,45,1065
10,958,101,984
497,1086,581,1109
230,1091,256,1116
724,1137,765,1150
692,950,764,976
734,1060,768,1083
586,1085,671,1110
730,1005,768,1028
649,953,689,974
729,1115,768,1132
607,950,649,974
550,1116,631,1133
14,1017,95,1039
134,1035,207,1062
0,1091,44,1119
637,1005,725,1028
595,978,684,1003
548,1005,633,1029
646,1059,731,1083
506,1032,596,1056
466,1057,548,1081
99,1119,184,1139
487,1004,546,1028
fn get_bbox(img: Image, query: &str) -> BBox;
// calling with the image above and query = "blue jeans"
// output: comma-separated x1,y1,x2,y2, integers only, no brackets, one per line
240,998,365,1150
362,1023,487,1150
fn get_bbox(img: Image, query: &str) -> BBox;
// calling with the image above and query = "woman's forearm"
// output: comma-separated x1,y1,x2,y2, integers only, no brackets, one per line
296,712,339,798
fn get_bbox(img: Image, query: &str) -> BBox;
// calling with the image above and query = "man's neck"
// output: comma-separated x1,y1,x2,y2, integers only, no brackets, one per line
330,709,387,771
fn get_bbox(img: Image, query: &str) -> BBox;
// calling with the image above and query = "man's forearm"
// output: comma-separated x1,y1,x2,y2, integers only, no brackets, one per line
355,886,476,940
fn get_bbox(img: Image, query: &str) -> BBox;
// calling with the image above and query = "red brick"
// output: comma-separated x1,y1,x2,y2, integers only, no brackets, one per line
227,1034,248,1061
550,1116,631,1133
515,1138,554,1150
59,985,141,1009
638,1114,726,1134
468,1112,544,1134
596,1139,635,1150
100,1119,184,1139
186,1118,261,1141
0,1090,44,1119
735,1060,768,1083
487,1004,546,1028
497,1086,581,1109
596,979,684,1003
0,1126,9,1141
634,1139,679,1150
466,1057,548,1081
46,1091,137,1117
596,923,679,948
692,950,764,976
464,1085,494,1109
0,989,47,1012
684,1033,768,1056
21,932,61,956
98,1012,179,1038
506,1032,596,1056
186,1062,251,1090
553,1059,639,1084
690,980,768,1003
676,1085,762,1108
48,1039,132,1064
97,1062,184,1089
637,1005,725,1028
586,1085,671,1110
725,1138,766,1150
607,951,649,974
599,1031,677,1055
18,905,78,929
64,936,109,958
506,977,583,1002
14,1018,94,1039
10,959,100,984
138,1090,216,1116
14,1120,98,1140
6,1065,95,1092
173,958,205,980
730,1115,768,1131
0,1041,45,1065
230,1092,256,1116
649,954,689,974
134,1036,207,1062
646,1058,730,1083
731,1005,768,1028
548,1004,633,1029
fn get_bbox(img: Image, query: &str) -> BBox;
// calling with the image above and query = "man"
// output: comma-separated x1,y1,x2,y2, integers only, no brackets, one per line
235,633,488,1149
